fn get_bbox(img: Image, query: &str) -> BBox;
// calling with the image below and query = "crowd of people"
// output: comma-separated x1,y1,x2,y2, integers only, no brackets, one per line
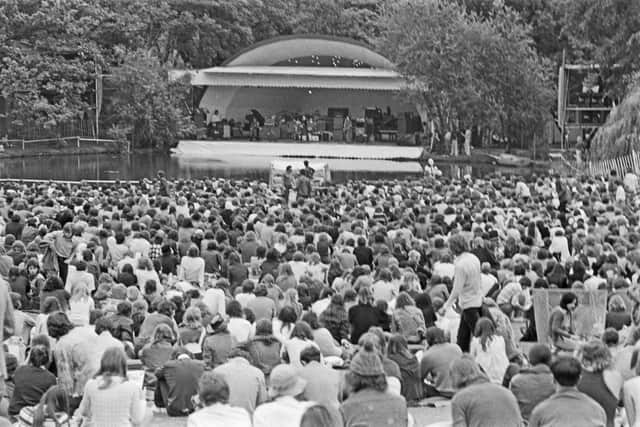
0,165,637,426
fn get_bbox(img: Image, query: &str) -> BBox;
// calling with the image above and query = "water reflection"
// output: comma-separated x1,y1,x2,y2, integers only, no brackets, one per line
0,152,528,182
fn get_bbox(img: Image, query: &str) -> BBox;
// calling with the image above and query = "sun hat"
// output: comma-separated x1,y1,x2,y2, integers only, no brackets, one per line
268,364,307,398
349,340,384,377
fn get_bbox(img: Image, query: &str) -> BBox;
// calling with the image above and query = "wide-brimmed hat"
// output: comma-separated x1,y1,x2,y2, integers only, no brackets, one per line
268,364,307,398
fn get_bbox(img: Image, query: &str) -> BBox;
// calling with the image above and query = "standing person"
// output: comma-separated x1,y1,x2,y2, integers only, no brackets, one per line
283,166,295,206
302,160,315,180
46,223,75,282
77,347,146,427
529,357,606,427
439,234,483,353
343,115,352,143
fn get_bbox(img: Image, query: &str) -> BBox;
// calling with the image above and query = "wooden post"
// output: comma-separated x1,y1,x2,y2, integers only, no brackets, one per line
21,139,24,151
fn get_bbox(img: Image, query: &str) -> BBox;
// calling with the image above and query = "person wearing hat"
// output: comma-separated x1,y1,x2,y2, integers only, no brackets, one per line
252,364,314,427
340,338,408,427
202,314,237,369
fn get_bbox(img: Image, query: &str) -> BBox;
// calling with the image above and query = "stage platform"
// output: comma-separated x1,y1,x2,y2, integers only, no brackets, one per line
172,140,424,160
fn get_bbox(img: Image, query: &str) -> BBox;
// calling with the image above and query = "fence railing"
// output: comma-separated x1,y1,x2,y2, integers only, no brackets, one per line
588,151,640,177
5,118,97,141
0,136,125,153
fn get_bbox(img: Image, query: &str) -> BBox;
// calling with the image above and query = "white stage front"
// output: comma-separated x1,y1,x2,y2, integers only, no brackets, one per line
173,140,423,160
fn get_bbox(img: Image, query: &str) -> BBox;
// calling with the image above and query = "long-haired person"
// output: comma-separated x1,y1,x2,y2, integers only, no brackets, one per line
470,317,509,384
18,385,70,427
77,347,146,427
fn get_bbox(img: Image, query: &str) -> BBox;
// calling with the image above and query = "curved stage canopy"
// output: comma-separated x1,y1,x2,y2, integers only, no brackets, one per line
193,34,416,124
222,34,395,69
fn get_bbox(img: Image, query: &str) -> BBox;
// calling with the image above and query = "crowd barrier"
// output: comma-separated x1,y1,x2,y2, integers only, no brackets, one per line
588,150,640,177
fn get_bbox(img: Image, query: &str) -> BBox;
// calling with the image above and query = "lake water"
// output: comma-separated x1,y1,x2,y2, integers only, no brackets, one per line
0,152,526,182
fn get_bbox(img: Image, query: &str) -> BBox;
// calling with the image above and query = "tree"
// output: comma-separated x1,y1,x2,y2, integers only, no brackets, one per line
377,0,552,148
0,0,105,135
105,50,194,149
559,0,640,97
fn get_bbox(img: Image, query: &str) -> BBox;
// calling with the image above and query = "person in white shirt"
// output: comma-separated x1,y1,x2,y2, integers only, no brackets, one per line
134,257,160,288
372,269,397,303
235,280,256,309
470,317,509,384
432,253,456,280
616,182,627,204
624,172,639,194
515,180,531,199
253,364,314,427
188,371,251,427
179,246,205,287
68,282,94,327
93,316,125,362
65,260,95,293
548,230,570,263
128,232,151,258
496,276,532,317
288,252,309,282
203,280,228,318
226,301,252,343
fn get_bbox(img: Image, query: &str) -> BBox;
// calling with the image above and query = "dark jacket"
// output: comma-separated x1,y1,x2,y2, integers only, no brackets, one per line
203,330,237,368
155,358,205,416
508,364,555,421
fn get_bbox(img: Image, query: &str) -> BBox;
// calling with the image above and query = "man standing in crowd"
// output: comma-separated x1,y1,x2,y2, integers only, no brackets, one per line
440,234,483,352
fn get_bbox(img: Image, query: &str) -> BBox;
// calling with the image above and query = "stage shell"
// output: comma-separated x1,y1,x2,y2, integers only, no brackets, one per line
190,35,417,121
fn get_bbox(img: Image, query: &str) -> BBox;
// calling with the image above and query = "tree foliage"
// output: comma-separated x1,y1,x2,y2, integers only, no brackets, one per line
558,0,640,97
105,50,193,149
378,0,552,145
2,0,640,150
